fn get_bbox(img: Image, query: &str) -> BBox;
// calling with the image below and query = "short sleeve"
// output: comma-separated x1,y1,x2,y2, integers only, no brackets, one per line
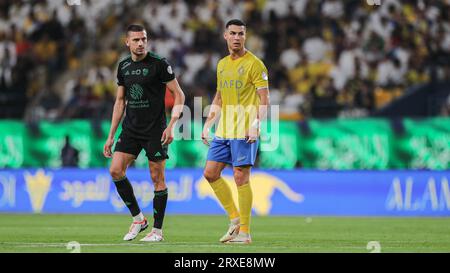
251,60,269,90
116,64,124,86
159,58,176,83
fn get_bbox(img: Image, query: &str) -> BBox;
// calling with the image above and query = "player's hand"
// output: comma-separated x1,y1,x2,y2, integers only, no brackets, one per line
201,127,211,146
161,126,174,145
103,138,114,158
246,127,260,144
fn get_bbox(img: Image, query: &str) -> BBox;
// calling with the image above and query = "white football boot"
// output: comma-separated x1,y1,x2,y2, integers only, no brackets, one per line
140,228,164,242
123,218,148,241
219,221,240,243
225,231,252,244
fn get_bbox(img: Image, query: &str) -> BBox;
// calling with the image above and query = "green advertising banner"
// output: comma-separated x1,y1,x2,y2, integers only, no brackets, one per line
392,117,450,170
0,121,26,168
0,118,449,170
298,119,394,170
259,121,301,169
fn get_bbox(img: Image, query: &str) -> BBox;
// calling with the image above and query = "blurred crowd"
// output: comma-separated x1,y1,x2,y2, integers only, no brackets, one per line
1,0,450,121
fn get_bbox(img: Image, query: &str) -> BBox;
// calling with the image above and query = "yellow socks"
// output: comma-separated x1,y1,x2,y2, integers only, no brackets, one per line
209,178,253,234
237,182,253,234
209,177,240,220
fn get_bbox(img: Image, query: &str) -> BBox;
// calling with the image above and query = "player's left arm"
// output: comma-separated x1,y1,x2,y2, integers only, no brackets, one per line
256,88,269,122
162,78,186,145
247,88,270,143
247,60,270,143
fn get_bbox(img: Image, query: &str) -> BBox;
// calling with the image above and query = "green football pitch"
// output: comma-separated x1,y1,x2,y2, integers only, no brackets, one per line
0,214,449,253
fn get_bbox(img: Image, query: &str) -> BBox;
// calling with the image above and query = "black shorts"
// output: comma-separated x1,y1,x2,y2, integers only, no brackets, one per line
114,132,169,161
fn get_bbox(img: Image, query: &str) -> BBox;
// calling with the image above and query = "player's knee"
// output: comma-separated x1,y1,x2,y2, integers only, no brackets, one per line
109,167,125,180
233,169,249,185
204,170,220,183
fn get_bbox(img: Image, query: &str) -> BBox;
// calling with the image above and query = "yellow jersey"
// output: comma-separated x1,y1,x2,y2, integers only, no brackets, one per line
215,50,269,139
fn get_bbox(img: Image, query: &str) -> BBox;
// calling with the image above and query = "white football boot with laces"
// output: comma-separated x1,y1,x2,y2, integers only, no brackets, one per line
219,222,240,243
226,231,252,244
140,228,164,242
123,218,148,241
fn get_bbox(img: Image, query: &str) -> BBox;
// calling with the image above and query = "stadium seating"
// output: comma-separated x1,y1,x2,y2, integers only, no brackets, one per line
1,0,450,120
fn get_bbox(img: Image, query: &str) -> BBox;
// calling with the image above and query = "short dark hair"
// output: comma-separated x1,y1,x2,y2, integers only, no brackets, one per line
225,19,246,29
127,24,145,34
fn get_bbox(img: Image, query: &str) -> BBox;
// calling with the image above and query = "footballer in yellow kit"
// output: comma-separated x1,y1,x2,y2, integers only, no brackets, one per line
215,50,269,140
202,19,270,244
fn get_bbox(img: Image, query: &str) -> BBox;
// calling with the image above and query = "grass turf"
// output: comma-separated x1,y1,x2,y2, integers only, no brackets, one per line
0,214,449,253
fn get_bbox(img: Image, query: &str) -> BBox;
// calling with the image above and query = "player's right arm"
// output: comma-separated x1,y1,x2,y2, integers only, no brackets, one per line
201,90,222,146
103,86,126,158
